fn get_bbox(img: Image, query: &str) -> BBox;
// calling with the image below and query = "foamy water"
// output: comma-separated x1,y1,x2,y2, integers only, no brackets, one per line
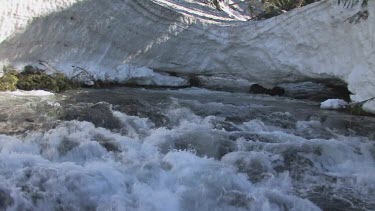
0,88,374,211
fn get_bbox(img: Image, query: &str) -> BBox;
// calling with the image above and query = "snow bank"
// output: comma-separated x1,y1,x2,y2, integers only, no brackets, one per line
320,99,348,110
89,65,188,87
0,0,374,111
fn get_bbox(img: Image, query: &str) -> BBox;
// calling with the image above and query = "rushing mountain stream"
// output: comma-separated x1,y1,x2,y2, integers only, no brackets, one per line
0,87,374,211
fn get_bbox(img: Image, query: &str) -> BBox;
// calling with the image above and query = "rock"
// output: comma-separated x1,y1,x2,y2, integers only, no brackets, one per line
271,86,286,96
0,73,18,91
279,81,352,102
249,84,269,94
0,188,14,210
250,84,285,96
59,102,122,129
188,76,201,87
23,65,43,75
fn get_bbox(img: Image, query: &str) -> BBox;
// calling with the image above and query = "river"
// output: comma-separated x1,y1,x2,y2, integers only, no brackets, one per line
0,87,374,210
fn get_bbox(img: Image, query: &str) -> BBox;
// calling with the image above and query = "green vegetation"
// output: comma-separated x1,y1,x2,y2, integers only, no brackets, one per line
0,65,73,93
264,0,316,11
209,0,320,19
339,0,369,23
256,0,319,19
0,73,19,91
210,0,370,20
17,73,72,93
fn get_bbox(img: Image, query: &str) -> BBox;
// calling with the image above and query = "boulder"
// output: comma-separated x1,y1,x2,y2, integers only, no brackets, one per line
250,84,285,96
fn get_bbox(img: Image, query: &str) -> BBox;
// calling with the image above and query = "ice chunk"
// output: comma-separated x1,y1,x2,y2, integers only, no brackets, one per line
320,99,348,110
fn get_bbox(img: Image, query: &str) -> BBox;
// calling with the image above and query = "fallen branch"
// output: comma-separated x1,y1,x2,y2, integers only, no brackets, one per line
71,66,95,83
346,96,375,107
38,60,60,74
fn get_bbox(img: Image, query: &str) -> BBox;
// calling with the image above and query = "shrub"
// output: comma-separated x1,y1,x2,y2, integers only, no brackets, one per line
16,71,73,93
0,73,19,91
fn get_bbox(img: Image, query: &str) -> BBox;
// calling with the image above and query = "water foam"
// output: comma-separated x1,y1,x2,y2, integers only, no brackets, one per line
0,90,374,210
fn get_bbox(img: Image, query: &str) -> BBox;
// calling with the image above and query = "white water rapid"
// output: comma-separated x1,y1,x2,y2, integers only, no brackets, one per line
0,88,374,210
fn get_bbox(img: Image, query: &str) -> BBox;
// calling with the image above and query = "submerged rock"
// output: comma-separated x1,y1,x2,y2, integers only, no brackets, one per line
0,188,14,210
59,102,122,129
250,84,285,96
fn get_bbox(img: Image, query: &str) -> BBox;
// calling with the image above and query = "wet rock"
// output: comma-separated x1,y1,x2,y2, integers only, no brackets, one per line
328,84,351,102
93,133,120,152
0,188,14,210
222,151,275,183
58,137,80,155
113,100,169,127
173,132,234,159
275,150,315,180
249,84,285,96
279,81,351,102
250,84,268,94
271,87,286,96
59,102,121,129
266,112,297,129
188,76,201,87
220,191,253,208
23,65,43,75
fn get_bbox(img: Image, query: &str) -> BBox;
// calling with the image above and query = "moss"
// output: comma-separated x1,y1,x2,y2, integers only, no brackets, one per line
1,65,76,93
16,71,73,93
261,5,283,19
52,73,75,91
17,72,72,92
254,0,318,19
0,73,19,91
265,0,317,11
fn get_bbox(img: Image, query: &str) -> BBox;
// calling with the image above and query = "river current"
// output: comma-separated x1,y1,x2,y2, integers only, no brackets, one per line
0,87,374,211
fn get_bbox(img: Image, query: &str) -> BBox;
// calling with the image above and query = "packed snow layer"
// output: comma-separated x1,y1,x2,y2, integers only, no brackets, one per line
0,0,374,110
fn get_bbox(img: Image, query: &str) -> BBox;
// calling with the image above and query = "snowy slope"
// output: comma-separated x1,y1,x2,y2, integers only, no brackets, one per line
0,0,374,111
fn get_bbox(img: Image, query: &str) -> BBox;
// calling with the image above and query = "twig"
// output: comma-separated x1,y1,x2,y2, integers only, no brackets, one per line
347,96,375,107
38,60,59,74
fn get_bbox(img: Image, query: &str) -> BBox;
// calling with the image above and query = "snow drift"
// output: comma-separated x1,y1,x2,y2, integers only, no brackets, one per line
0,0,374,111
